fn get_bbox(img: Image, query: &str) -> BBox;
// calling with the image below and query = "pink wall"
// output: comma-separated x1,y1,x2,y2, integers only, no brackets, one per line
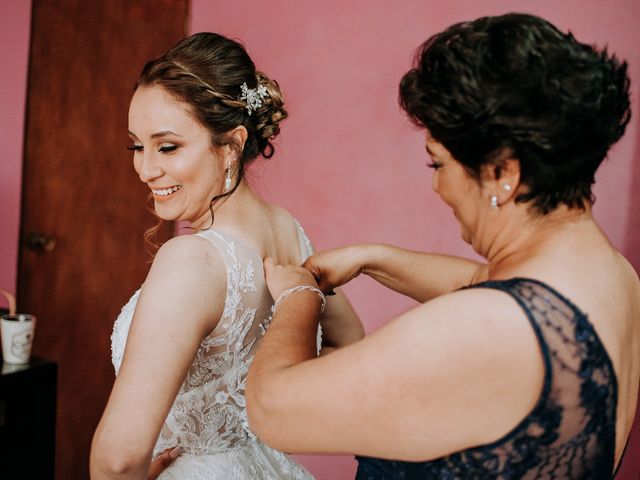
1,0,637,478
191,0,640,478
0,0,31,302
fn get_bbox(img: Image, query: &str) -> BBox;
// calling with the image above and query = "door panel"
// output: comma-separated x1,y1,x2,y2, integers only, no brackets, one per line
18,1,187,477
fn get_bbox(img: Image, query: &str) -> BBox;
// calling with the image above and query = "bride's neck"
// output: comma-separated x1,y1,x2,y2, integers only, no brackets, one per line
191,180,261,231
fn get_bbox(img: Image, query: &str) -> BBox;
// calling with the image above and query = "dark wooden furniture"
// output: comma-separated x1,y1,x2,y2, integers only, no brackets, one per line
0,358,57,479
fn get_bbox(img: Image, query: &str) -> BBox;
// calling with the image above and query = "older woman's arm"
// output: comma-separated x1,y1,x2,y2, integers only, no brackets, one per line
247,260,542,459
304,244,484,303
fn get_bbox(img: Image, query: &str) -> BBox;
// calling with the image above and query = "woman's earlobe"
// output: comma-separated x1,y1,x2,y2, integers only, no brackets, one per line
494,158,521,197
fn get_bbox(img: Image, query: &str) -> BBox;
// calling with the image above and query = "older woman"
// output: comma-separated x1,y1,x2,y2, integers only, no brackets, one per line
246,13,639,479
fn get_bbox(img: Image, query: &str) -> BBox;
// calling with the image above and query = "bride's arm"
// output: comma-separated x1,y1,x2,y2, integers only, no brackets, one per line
318,288,364,355
293,222,364,353
90,235,225,479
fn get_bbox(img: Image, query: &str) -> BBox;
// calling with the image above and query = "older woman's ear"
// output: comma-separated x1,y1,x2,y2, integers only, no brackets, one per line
481,157,522,204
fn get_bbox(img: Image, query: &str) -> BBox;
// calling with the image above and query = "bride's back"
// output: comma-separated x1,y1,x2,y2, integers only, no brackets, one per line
110,205,315,478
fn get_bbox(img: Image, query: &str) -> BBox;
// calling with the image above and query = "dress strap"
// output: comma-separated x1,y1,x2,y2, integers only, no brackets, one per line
293,219,314,262
465,278,555,408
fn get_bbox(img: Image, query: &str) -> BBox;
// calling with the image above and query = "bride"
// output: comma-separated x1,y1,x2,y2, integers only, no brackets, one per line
90,32,363,479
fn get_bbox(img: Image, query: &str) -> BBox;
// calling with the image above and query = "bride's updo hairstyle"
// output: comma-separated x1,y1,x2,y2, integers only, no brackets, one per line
399,13,630,214
137,32,287,250
137,32,287,185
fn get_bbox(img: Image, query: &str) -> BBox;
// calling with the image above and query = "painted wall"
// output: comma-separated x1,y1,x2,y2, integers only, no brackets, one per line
1,0,638,478
190,0,640,335
190,0,640,478
0,0,31,300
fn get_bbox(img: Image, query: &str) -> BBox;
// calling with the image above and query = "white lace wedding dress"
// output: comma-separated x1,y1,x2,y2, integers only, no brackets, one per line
111,222,316,479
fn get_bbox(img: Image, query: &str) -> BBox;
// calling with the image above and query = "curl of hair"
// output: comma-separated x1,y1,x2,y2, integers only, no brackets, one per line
399,13,631,213
142,194,163,260
252,71,288,158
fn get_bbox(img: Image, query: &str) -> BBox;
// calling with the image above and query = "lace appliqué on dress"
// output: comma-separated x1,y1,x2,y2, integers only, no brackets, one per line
111,288,140,374
356,278,617,480
110,229,314,479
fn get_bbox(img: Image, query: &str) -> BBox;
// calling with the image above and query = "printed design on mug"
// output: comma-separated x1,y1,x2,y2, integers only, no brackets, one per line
11,328,34,361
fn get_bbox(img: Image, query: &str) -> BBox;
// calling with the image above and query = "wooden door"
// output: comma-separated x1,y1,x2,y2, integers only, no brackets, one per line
18,1,187,478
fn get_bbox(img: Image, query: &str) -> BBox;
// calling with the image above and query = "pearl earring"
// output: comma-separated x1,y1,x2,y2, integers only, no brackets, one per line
503,184,512,191
490,195,498,208
224,163,232,192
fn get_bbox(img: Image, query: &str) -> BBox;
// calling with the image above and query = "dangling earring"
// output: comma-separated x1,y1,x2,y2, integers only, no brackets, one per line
224,162,232,192
490,195,498,208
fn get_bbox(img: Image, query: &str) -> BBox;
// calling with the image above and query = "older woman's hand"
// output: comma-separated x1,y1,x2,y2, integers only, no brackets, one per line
263,257,320,300
302,246,367,293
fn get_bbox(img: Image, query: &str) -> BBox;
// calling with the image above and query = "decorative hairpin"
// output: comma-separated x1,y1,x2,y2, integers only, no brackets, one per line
239,82,268,115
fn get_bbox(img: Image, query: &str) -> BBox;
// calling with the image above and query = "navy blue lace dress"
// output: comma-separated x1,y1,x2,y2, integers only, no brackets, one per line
356,278,620,479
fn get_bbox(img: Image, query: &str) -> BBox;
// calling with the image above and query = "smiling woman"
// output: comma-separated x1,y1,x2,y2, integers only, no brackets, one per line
89,32,363,480
127,86,231,228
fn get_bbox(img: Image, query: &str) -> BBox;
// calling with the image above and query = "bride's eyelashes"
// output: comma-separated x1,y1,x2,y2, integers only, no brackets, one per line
159,145,179,153
125,144,180,153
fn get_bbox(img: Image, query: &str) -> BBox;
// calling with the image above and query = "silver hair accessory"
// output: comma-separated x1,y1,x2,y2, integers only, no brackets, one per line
490,195,498,208
239,82,268,115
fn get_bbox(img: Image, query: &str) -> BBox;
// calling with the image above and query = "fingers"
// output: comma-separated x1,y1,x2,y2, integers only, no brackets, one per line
264,256,276,273
264,257,305,275
147,447,182,480
302,256,336,295
301,257,318,276
314,275,336,296
263,257,320,294
302,257,325,288
168,447,183,460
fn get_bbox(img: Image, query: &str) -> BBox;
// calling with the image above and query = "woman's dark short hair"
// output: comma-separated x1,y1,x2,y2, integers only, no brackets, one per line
399,13,631,213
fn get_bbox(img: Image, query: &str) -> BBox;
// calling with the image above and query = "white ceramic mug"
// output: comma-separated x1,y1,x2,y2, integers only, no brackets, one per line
1,314,36,364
